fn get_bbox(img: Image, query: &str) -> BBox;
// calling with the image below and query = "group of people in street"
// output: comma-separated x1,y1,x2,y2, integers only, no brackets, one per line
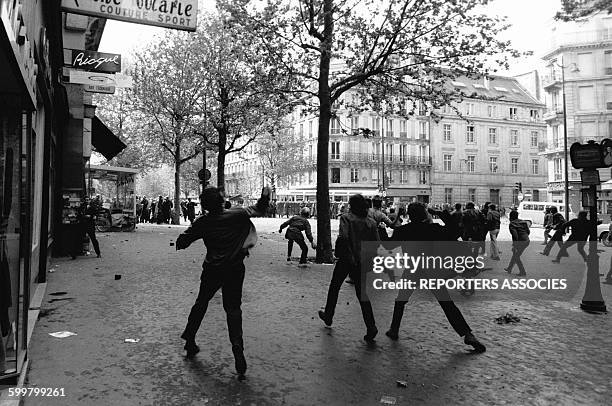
174,190,492,378
540,207,592,263
136,196,176,224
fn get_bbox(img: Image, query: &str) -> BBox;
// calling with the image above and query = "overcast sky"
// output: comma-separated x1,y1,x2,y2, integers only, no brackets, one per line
98,0,562,77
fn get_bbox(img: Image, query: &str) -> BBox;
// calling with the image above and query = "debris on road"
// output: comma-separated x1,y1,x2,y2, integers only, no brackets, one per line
495,312,521,324
48,331,77,338
115,274,122,280
396,380,408,388
380,395,397,404
124,338,140,343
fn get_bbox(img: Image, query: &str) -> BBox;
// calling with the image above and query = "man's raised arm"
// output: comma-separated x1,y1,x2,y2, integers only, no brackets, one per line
243,187,272,218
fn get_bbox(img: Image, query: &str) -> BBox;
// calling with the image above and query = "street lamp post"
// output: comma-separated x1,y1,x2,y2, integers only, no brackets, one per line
561,54,570,219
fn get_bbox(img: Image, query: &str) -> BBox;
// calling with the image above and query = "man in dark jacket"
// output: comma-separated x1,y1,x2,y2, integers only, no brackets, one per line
176,187,270,377
486,204,501,260
162,196,173,224
77,197,101,258
552,211,590,263
540,206,566,256
186,198,196,224
279,207,316,264
386,202,486,353
318,194,380,342
505,210,530,276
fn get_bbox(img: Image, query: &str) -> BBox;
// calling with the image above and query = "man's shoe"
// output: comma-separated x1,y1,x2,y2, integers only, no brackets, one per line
504,268,512,274
232,345,247,375
286,257,291,261
464,332,486,353
318,310,332,327
364,327,378,343
96,254,101,258
539,252,548,256
183,341,200,358
552,258,561,263
385,329,399,340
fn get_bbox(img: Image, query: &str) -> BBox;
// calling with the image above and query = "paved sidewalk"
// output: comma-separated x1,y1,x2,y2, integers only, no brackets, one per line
18,223,612,405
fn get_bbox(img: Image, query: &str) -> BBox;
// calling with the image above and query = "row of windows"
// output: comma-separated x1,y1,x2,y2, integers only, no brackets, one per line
442,154,540,175
455,103,540,120
443,188,541,205
327,168,428,185
443,124,540,147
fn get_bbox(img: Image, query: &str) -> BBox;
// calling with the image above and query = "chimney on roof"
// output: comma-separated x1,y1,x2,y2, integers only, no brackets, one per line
483,76,490,90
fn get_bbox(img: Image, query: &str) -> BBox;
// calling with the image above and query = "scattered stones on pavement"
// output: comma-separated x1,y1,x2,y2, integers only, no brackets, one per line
495,312,521,324
48,331,77,338
124,338,140,343
115,274,122,280
380,395,397,404
396,380,408,388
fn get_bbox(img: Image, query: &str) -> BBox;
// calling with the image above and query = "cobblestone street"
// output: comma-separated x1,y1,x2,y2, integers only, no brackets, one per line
22,221,612,405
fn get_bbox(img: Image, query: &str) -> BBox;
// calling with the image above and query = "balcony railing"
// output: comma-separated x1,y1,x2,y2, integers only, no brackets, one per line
309,152,432,165
549,29,612,50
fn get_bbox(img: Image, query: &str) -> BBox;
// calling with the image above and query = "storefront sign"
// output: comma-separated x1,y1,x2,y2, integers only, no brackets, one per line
84,84,116,94
69,69,133,88
60,0,198,32
71,50,121,73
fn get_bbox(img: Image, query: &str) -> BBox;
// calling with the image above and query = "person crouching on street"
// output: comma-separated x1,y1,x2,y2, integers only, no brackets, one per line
318,194,380,343
176,186,271,378
279,207,316,265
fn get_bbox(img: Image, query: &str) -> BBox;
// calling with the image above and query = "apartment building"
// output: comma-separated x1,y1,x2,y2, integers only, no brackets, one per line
430,75,547,207
541,12,612,213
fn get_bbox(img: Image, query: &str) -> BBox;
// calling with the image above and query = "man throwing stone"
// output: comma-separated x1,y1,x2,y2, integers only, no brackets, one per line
176,186,270,377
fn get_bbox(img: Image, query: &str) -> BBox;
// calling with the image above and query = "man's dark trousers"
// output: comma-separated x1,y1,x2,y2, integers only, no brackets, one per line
390,271,471,337
324,260,376,331
287,239,308,263
182,262,245,349
83,221,100,257
556,239,587,261
542,230,564,255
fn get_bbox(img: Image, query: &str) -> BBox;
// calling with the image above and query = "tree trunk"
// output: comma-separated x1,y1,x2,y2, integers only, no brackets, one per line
173,144,181,225
315,0,334,264
217,133,227,191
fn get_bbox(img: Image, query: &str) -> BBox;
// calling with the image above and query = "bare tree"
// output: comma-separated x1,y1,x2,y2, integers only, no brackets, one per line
556,0,611,20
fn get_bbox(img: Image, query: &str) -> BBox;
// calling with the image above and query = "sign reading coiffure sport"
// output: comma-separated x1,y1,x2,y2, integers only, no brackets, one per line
72,50,121,73
60,0,198,32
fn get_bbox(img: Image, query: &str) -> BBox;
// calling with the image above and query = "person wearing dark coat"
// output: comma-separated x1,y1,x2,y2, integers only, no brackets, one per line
386,202,486,353
162,197,173,224
156,196,164,224
176,187,270,377
540,206,566,256
186,198,196,224
140,197,150,223
505,210,530,276
552,211,590,263
318,194,380,342
76,197,101,258
279,207,316,264
486,204,501,260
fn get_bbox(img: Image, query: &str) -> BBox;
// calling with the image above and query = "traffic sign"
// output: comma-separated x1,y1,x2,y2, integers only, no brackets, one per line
517,193,524,201
198,168,211,181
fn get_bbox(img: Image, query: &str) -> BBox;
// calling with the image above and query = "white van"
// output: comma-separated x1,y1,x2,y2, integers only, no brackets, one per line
517,201,575,226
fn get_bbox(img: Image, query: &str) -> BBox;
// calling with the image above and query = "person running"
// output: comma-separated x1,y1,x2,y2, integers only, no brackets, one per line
386,202,486,352
369,195,402,241
486,204,501,260
552,210,590,263
279,207,316,265
176,187,271,377
318,194,380,342
505,210,530,276
540,206,566,257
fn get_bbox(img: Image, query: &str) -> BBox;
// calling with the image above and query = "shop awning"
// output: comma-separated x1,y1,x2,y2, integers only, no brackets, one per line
92,116,126,160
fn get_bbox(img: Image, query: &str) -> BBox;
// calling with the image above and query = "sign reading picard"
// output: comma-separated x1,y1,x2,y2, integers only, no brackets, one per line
72,49,121,73
60,0,198,32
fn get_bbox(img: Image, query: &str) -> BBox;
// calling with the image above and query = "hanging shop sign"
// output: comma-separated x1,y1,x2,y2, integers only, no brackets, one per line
60,0,198,32
84,84,116,94
71,50,121,73
69,69,133,88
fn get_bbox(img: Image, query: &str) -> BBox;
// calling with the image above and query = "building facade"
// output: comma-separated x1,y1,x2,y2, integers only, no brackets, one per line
430,75,547,208
541,12,612,213
0,0,65,383
225,75,546,208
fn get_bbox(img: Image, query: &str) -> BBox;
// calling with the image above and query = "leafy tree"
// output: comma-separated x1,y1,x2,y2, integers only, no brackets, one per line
556,0,611,21
192,13,294,190
131,30,207,224
93,89,158,170
221,0,522,262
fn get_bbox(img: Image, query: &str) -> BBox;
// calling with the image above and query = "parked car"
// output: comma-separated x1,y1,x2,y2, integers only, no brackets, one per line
598,223,612,246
